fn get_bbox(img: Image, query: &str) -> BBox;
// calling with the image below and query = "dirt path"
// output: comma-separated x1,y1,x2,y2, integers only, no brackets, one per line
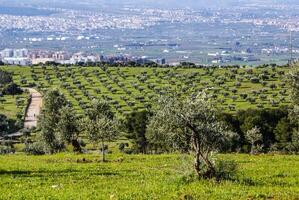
24,88,43,129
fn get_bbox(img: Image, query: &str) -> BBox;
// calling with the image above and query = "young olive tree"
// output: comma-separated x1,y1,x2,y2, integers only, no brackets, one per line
84,100,118,162
245,126,263,154
85,116,118,162
147,93,234,178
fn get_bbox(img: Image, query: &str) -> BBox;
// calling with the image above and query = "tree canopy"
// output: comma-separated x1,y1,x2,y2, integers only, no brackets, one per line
147,93,235,178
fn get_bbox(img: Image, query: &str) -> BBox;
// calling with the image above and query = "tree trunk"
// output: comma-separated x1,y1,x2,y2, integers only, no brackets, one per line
101,140,106,162
201,154,216,178
192,131,202,178
250,143,254,155
71,139,82,153
194,150,201,177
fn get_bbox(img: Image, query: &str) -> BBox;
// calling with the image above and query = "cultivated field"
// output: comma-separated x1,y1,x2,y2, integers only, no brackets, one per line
0,65,291,119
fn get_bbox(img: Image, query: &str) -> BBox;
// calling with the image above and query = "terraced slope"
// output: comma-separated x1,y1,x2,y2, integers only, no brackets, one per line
1,65,291,118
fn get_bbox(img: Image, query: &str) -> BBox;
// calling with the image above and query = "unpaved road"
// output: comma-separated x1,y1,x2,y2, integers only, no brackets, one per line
24,88,43,129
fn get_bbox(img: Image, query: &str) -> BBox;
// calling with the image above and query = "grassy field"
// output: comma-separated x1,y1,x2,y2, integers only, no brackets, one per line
0,153,298,199
0,65,292,119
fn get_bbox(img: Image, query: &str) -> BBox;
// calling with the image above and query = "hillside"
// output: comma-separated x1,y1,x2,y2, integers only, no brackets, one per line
0,65,291,119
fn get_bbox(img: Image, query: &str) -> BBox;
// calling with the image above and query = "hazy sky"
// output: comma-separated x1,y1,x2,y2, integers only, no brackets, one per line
0,0,298,10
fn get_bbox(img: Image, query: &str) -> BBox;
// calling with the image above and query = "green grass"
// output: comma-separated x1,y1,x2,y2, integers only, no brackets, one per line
0,153,298,199
0,65,292,119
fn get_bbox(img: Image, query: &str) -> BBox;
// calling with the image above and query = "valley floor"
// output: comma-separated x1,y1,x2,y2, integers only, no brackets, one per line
0,153,298,199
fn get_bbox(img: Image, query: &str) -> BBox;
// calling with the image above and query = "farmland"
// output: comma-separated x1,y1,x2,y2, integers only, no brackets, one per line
0,153,298,199
0,65,292,119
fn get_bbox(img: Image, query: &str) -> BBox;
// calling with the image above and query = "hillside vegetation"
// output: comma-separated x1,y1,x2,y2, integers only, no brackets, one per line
1,65,291,118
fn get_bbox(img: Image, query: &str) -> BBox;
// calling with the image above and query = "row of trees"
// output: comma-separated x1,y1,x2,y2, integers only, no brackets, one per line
34,61,285,69
21,64,289,120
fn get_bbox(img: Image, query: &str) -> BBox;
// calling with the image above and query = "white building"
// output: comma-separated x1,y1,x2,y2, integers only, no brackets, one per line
1,49,14,58
13,49,29,58
2,57,32,66
69,53,100,64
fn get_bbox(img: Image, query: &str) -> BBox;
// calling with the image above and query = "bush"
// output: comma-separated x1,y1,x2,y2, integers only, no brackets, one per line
0,140,15,154
250,77,260,83
0,144,15,154
24,142,46,155
0,70,13,85
214,160,238,181
2,83,22,95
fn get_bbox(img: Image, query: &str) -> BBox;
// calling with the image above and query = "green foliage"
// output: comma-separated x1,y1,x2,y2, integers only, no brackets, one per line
0,114,9,136
0,140,15,154
39,89,67,153
57,106,82,152
84,100,119,161
0,70,12,85
86,99,114,120
287,67,299,153
2,83,22,95
274,117,293,150
287,131,299,153
147,93,236,178
24,142,45,155
124,110,150,153
234,108,289,150
214,160,238,181
245,126,263,154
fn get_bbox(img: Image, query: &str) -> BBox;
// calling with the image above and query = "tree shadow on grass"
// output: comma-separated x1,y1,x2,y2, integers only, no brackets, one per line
0,170,30,176
0,169,119,178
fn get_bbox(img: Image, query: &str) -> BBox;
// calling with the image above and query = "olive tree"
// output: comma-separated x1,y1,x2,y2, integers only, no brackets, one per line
57,106,82,153
147,93,234,178
245,126,263,154
39,89,67,153
84,100,118,162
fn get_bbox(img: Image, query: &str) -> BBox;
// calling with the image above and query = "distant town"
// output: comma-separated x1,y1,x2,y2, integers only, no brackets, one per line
0,1,298,65
0,48,166,66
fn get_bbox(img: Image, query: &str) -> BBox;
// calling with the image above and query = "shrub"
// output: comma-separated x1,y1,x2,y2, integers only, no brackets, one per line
0,70,13,84
0,144,15,154
235,82,241,87
250,77,260,83
2,83,22,95
214,160,238,181
24,142,46,155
